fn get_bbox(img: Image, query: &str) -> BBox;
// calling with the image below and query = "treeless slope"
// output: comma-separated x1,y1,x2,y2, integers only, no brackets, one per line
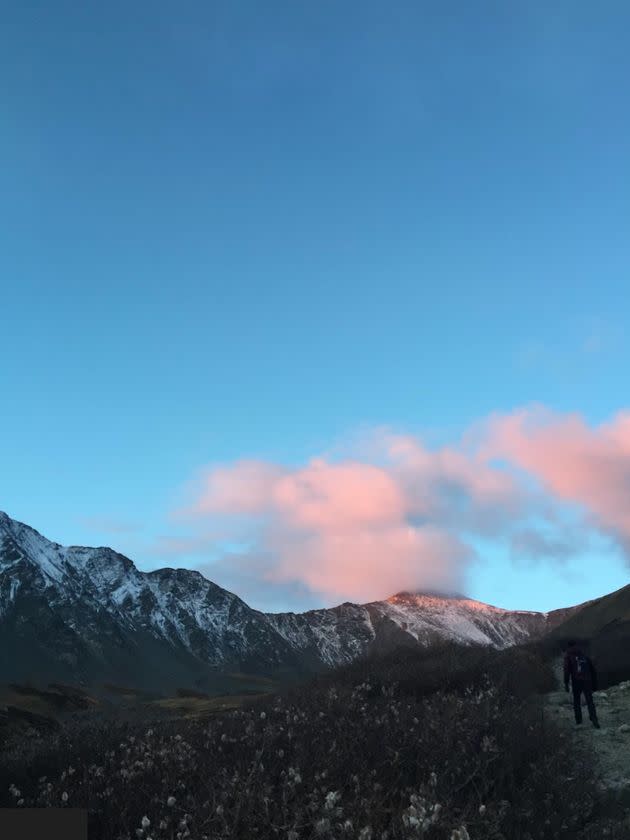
546,584,630,686
549,584,630,637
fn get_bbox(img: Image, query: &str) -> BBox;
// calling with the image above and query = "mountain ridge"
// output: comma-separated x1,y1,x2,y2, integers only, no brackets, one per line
0,510,586,692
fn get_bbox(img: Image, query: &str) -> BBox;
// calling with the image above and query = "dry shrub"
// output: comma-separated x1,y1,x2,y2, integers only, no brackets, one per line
0,644,612,839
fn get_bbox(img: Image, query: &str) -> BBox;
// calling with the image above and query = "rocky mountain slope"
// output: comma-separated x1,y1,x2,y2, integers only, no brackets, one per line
0,511,582,692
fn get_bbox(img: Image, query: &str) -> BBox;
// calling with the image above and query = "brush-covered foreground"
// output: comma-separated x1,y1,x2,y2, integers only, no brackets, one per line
0,644,626,839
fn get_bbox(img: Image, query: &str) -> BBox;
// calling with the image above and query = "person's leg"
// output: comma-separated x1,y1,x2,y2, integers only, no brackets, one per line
573,685,583,723
585,687,599,726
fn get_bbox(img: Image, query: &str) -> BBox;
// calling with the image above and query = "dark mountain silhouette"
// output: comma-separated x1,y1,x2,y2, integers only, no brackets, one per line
0,511,598,693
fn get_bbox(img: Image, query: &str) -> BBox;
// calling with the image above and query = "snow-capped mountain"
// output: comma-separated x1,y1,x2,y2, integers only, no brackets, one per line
0,512,580,692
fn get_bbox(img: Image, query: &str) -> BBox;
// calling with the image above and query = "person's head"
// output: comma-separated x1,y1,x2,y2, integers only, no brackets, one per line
567,639,578,651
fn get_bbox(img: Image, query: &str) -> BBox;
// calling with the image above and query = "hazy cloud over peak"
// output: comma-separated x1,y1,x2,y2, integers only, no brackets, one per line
166,407,630,605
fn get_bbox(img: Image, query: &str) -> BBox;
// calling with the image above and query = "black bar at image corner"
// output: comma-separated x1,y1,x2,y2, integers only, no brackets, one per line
0,809,87,839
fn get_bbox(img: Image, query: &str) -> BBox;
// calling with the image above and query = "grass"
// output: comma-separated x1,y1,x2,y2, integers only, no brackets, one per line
0,683,98,718
149,693,256,718
1,642,617,839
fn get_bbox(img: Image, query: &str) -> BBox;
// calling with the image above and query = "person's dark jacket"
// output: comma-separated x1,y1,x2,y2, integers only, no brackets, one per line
564,646,598,692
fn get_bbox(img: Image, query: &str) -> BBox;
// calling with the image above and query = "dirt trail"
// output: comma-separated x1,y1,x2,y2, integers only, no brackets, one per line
546,673,630,811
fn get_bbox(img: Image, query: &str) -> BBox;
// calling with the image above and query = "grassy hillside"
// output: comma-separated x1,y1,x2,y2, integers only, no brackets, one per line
1,643,620,839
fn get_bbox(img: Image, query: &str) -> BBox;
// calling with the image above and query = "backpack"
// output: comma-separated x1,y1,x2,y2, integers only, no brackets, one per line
573,653,590,680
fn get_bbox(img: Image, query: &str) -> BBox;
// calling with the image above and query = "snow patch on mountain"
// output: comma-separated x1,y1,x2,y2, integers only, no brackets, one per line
0,511,579,685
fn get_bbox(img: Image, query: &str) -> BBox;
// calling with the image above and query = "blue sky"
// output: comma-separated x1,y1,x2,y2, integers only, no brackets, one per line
2,1,629,612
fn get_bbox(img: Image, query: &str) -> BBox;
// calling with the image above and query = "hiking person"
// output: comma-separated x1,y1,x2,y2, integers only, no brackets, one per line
563,640,600,728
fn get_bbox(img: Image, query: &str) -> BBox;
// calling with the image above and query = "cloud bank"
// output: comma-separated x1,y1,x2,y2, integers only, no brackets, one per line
485,407,630,551
173,407,630,605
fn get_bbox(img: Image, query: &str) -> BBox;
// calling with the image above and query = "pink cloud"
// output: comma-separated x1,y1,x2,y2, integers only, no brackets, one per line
264,525,471,604
183,445,512,603
190,460,286,516
179,408,630,604
272,459,407,531
484,406,630,549
380,433,523,529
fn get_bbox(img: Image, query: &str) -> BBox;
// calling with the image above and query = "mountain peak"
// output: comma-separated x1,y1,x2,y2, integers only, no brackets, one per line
388,589,469,603
0,511,587,692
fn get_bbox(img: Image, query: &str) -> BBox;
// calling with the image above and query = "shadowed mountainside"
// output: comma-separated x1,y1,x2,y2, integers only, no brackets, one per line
0,510,600,693
545,583,630,687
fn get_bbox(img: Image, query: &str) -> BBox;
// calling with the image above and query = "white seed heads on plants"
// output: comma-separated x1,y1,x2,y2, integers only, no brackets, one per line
324,790,340,811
